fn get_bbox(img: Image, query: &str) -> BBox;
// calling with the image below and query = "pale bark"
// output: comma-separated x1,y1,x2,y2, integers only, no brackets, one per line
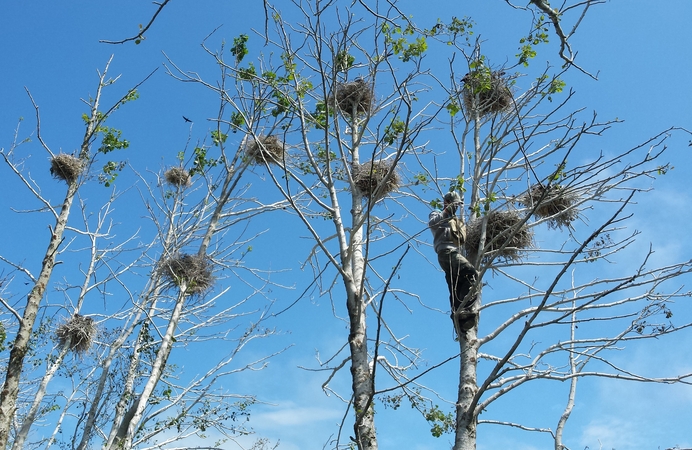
112,288,188,449
454,326,480,450
0,181,78,447
554,307,578,450
11,339,71,450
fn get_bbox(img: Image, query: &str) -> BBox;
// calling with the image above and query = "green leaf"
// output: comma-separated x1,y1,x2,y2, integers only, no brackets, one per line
230,34,250,64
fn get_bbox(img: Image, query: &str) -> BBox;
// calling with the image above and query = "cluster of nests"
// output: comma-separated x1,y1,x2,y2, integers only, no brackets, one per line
159,253,215,295
331,78,374,117
461,70,513,116
247,135,286,165
518,184,579,229
466,210,534,262
50,154,84,183
56,314,96,354
353,160,400,200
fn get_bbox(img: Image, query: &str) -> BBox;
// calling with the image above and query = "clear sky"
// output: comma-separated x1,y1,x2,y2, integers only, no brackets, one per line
1,1,691,450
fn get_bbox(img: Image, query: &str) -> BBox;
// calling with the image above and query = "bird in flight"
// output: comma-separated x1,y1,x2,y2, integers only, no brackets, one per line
183,116,193,123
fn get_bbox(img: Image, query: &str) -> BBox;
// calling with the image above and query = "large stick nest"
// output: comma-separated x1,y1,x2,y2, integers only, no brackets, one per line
50,153,83,183
248,135,286,165
354,160,400,200
519,184,579,229
160,253,215,294
462,70,513,116
56,314,96,354
332,79,373,117
164,167,191,187
466,210,533,261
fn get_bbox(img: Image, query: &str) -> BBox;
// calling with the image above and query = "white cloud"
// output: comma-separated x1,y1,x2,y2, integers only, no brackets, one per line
253,403,342,427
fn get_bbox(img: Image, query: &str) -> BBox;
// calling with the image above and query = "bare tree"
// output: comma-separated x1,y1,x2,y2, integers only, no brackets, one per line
432,47,692,449
0,60,283,449
0,58,144,447
169,3,692,449
5,2,690,450
162,3,454,448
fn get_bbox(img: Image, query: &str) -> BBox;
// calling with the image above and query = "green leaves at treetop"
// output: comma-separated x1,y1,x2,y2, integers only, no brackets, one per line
238,62,257,80
189,146,221,177
98,127,129,154
551,161,567,181
446,98,461,117
383,117,406,145
230,111,245,132
466,58,494,94
79,111,131,188
230,34,249,64
335,50,356,72
424,405,454,438
310,101,330,130
425,16,474,45
381,23,428,62
517,14,549,66
449,175,466,194
211,130,228,146
536,74,566,101
99,160,125,187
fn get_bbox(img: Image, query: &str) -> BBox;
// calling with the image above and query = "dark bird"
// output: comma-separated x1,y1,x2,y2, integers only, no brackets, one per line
183,116,192,123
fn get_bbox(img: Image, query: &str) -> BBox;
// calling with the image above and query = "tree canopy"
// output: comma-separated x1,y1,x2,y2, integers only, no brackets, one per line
1,1,691,450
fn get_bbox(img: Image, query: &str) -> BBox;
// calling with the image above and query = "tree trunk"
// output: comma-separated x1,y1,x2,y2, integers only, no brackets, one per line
453,324,479,450
11,339,71,450
347,286,377,450
110,287,187,449
0,182,78,448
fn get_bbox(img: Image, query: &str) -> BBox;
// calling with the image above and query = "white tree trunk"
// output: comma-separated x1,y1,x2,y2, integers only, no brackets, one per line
0,183,78,447
453,324,479,450
110,287,187,449
346,283,377,450
11,339,71,450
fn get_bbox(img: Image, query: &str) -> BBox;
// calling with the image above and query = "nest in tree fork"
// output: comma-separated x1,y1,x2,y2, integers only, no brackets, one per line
519,184,579,229
248,135,286,165
160,253,214,294
466,210,533,261
164,167,191,187
50,153,83,183
354,160,400,200
333,79,373,117
56,314,96,354
462,71,513,115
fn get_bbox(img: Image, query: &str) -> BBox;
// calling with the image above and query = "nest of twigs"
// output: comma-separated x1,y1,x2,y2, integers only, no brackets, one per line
466,210,533,261
164,167,191,187
462,70,513,115
248,135,285,165
56,314,96,354
159,253,214,294
519,184,579,229
354,160,400,200
50,154,83,183
333,79,373,117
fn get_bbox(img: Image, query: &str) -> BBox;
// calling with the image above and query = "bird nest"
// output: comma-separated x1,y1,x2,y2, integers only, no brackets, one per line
332,79,373,117
354,160,400,200
56,314,96,354
159,253,214,295
164,167,191,187
462,70,513,115
519,184,579,229
248,135,286,165
466,210,533,261
50,154,83,183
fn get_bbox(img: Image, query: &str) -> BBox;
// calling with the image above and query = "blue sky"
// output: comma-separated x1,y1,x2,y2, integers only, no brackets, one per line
1,1,691,450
